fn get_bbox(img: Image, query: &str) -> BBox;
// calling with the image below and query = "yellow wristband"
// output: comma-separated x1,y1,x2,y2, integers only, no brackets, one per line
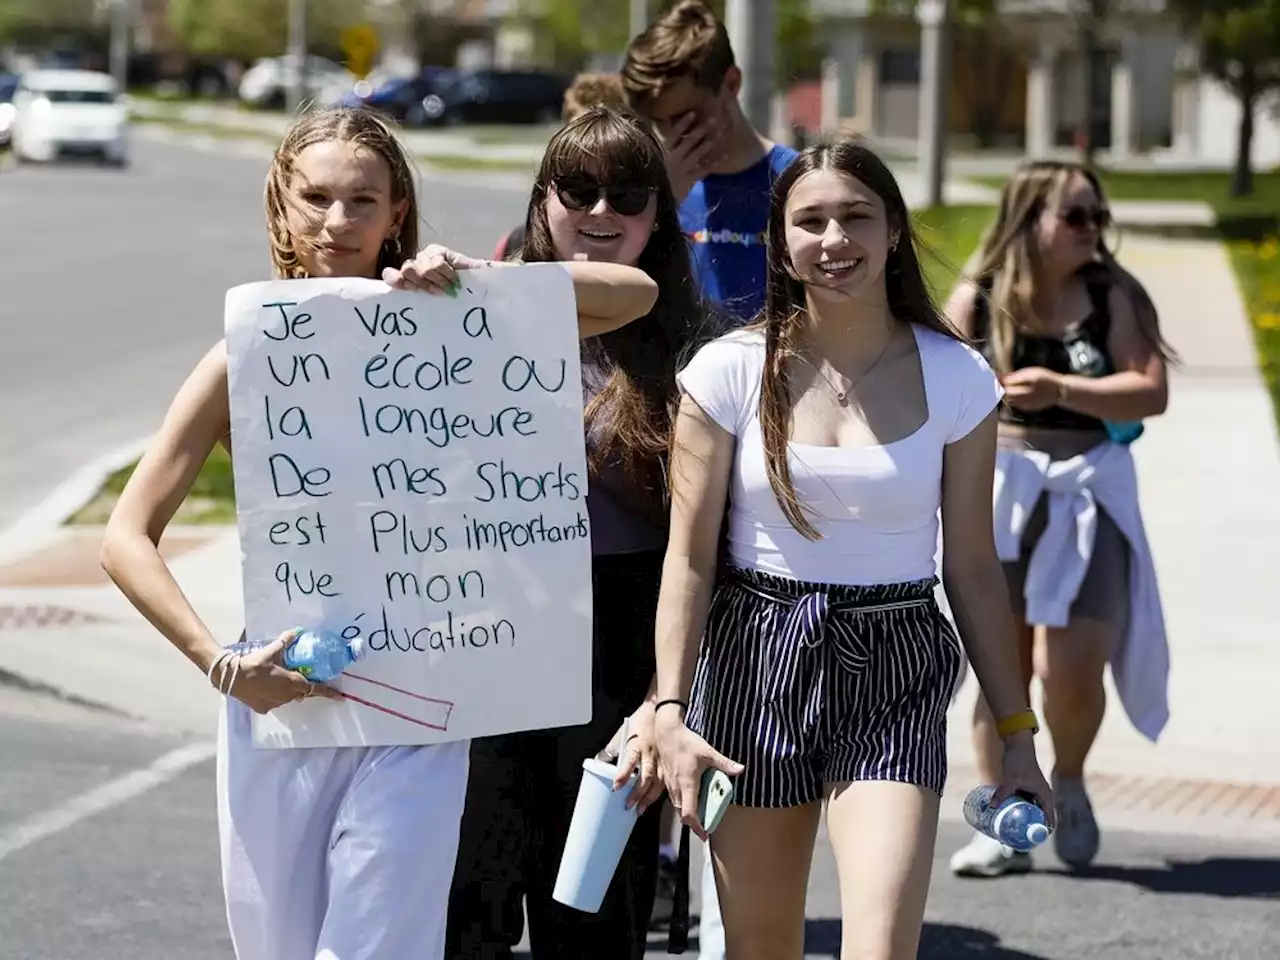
996,709,1040,738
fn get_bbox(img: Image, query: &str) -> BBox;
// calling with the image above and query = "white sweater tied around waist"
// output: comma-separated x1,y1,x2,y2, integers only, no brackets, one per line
993,442,1170,742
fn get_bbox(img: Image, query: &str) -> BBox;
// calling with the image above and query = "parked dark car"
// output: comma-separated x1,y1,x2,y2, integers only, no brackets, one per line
340,67,457,125
0,73,17,148
416,69,570,127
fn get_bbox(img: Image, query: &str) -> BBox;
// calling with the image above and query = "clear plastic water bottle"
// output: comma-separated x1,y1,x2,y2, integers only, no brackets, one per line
962,785,1051,853
283,628,365,683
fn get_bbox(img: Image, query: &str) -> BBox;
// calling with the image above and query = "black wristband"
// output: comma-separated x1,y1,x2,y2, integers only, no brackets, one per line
655,698,688,715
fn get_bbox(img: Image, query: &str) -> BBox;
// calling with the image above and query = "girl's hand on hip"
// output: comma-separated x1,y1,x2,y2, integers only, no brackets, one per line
654,709,744,842
602,700,662,813
209,628,342,715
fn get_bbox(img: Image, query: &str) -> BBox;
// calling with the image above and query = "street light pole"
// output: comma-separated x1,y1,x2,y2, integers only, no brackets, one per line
916,0,950,208
109,0,129,92
629,0,649,40
287,0,308,114
725,0,774,133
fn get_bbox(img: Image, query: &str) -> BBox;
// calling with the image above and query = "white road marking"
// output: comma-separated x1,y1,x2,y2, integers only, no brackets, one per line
0,741,216,862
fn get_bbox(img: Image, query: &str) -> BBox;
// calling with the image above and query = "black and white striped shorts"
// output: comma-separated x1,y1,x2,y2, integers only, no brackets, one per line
686,566,963,808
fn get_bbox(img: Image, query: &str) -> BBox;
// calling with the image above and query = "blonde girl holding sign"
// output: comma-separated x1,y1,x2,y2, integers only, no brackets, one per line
100,106,657,960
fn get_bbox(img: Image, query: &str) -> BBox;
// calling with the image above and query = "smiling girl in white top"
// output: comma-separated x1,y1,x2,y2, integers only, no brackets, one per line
649,139,1054,959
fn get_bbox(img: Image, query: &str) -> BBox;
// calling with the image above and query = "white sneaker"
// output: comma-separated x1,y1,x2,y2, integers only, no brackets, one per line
949,832,1034,878
1052,775,1100,868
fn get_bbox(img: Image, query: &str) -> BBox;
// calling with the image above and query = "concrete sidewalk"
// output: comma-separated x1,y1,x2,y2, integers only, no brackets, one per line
1,234,1276,837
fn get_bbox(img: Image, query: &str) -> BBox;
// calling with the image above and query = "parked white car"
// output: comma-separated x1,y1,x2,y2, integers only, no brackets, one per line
10,69,129,166
238,55,355,110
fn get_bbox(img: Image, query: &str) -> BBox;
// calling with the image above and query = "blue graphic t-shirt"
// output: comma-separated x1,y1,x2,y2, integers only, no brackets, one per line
680,144,799,323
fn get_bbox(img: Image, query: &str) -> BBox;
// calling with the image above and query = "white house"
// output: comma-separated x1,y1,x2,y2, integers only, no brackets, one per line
810,0,1280,168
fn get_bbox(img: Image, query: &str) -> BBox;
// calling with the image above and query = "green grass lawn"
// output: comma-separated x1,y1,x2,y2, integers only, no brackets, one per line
69,444,238,525
972,169,1280,219
1225,236,1280,428
911,204,993,302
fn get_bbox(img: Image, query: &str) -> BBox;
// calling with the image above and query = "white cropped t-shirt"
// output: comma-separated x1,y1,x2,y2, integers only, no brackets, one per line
675,324,1004,586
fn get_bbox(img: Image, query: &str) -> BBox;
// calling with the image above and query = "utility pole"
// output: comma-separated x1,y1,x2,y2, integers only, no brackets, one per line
725,0,775,133
629,0,649,40
916,0,950,208
109,0,129,92
287,0,308,114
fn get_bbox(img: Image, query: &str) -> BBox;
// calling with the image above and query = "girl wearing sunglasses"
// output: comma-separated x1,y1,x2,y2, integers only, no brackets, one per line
945,160,1177,878
398,104,714,959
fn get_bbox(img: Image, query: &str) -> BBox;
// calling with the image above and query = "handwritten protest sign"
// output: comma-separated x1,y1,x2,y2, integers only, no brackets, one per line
223,264,593,749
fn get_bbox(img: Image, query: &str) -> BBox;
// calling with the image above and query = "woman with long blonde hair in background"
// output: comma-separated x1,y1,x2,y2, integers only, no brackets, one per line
946,160,1175,878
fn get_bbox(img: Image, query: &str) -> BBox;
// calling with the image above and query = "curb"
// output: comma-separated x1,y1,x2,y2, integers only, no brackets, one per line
0,435,155,566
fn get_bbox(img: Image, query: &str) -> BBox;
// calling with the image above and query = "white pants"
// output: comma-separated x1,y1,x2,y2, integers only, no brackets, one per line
216,699,470,960
700,844,725,959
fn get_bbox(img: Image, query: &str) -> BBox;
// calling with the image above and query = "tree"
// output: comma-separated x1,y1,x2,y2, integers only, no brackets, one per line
871,0,1023,149
1169,0,1280,197
516,0,822,83
1072,0,1112,166
167,0,359,63
0,0,98,47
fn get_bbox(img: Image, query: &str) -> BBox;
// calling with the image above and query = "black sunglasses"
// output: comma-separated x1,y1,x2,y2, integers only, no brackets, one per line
554,174,654,217
1059,205,1111,231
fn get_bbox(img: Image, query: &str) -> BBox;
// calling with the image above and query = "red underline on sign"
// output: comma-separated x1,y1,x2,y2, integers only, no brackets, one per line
336,691,451,732
344,671,456,709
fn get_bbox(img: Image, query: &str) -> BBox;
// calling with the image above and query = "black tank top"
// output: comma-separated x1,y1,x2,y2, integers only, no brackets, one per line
973,266,1117,432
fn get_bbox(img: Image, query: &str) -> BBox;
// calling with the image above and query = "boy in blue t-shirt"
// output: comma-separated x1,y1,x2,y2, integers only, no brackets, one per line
622,0,797,325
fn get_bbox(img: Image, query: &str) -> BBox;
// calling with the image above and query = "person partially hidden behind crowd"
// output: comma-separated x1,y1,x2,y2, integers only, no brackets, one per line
99,107,658,960
622,0,797,324
945,159,1174,878
642,137,1053,960
621,5,800,942
395,105,713,959
491,72,628,262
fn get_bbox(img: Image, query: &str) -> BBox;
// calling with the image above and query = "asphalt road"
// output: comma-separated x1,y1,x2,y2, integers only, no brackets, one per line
2,684,1277,960
0,138,526,534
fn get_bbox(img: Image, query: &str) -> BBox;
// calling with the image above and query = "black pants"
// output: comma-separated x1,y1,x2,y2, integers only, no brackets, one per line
445,551,664,960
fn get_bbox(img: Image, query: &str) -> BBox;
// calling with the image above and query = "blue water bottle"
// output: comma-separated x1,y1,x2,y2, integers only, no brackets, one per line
1065,337,1144,444
283,628,365,683
962,785,1051,852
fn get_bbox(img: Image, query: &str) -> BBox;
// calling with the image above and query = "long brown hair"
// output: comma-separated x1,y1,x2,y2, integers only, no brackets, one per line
520,105,707,503
973,159,1177,373
264,107,420,279
758,138,963,540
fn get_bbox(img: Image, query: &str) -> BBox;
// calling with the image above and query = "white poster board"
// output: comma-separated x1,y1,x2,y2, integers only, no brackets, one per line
223,264,593,749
